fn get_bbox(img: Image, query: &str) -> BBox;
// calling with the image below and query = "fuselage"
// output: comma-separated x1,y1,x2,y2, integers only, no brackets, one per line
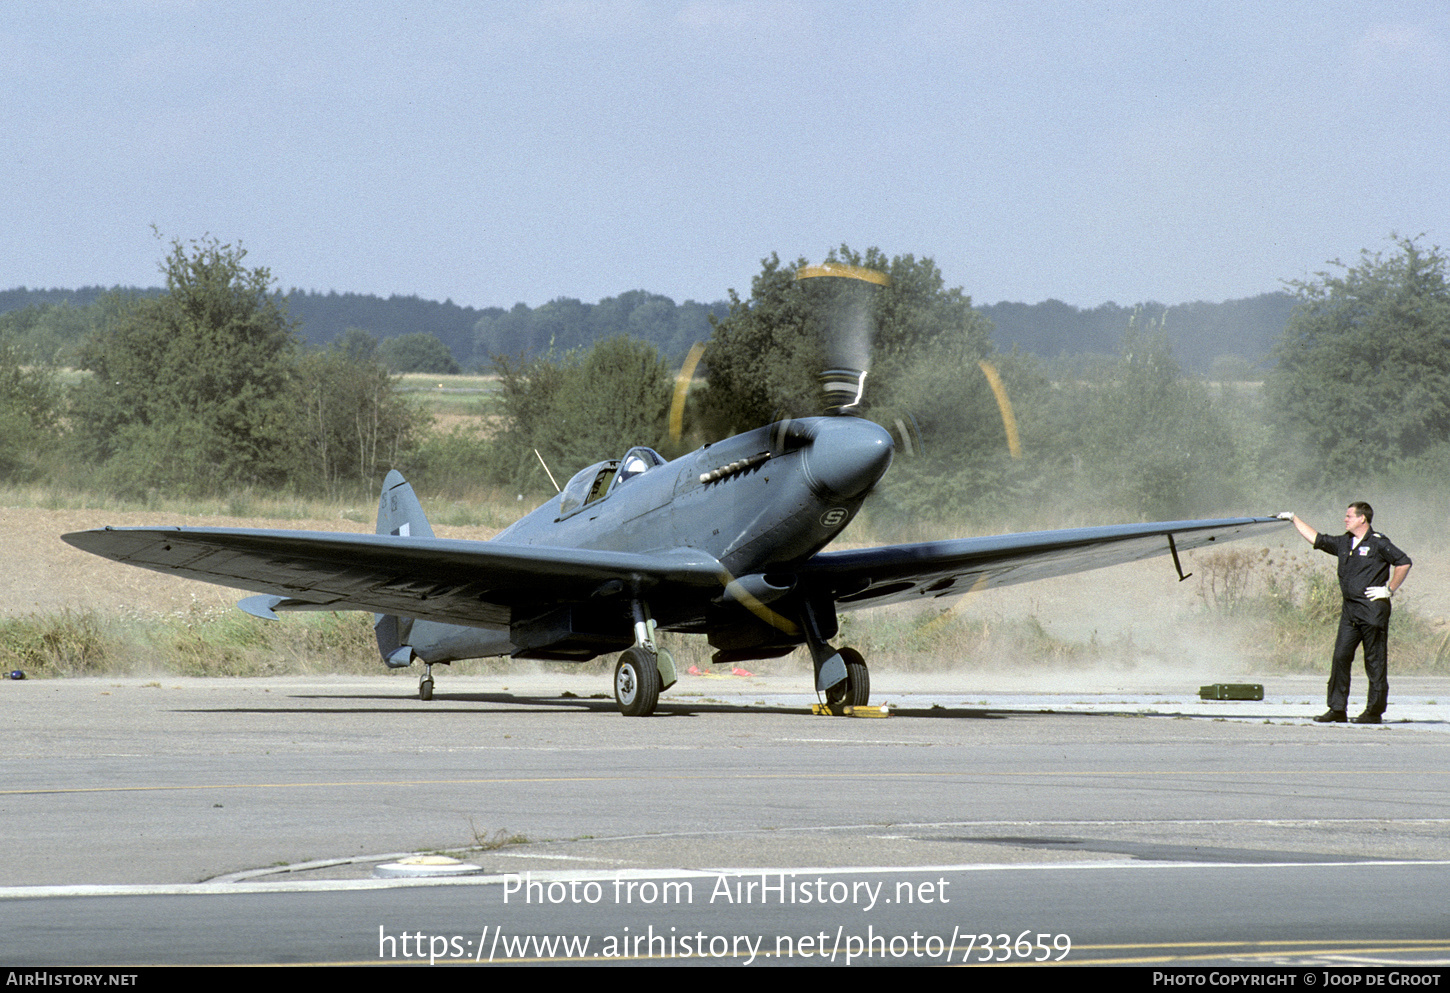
405,416,894,664
495,416,894,576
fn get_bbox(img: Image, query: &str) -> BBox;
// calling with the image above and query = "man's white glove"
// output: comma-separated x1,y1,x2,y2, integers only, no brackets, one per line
1275,511,1294,520
1365,586,1393,601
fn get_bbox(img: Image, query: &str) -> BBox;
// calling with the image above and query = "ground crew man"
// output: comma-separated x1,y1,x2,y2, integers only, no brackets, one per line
1278,504,1412,724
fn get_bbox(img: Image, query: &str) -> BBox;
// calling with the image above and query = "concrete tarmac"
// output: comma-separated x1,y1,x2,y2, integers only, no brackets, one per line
4,671,1449,966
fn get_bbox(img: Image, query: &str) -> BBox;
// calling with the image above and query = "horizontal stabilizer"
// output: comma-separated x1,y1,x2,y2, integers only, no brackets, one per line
237,594,340,619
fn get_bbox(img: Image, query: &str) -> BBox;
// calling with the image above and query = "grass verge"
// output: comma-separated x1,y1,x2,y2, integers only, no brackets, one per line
1193,548,1448,673
1,607,382,677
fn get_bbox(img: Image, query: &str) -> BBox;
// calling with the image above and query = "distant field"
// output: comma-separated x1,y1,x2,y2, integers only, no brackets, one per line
52,368,508,423
395,372,498,393
395,372,501,431
51,368,500,395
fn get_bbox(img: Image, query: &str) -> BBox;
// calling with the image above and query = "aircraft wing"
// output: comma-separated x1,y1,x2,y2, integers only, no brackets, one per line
60,527,726,629
796,517,1288,610
63,517,1288,629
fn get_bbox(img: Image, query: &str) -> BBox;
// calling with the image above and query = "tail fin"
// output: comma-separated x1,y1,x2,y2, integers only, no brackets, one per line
377,469,435,539
374,470,433,666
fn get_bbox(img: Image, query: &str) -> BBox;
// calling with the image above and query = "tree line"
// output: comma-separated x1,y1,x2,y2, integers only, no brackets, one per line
3,238,421,498
488,238,1450,526
2,235,1444,521
4,282,1297,375
0,285,729,373
978,293,1296,377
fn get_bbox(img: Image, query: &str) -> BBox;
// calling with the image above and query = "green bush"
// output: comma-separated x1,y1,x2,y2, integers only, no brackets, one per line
0,610,113,675
490,335,672,489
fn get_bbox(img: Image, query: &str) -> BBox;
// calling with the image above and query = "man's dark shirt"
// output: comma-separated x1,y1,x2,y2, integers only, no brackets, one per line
1313,530,1412,626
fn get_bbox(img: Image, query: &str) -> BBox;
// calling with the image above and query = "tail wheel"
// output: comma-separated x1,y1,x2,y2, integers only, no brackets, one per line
825,647,869,710
419,677,434,701
614,646,660,717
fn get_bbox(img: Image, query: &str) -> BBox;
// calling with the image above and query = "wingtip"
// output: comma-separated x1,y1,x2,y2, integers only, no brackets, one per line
60,529,103,550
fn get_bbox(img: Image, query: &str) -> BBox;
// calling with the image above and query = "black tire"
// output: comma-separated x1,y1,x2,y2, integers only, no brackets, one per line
825,647,869,710
614,647,660,717
420,677,434,701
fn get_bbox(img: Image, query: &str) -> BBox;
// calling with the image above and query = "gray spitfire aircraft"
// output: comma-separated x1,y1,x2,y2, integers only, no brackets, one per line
62,264,1286,716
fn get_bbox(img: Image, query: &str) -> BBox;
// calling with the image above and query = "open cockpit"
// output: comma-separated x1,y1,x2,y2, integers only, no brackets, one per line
556,446,668,519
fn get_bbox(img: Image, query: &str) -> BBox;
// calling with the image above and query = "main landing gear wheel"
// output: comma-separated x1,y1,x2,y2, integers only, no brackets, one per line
614,646,660,717
825,646,869,710
419,677,433,701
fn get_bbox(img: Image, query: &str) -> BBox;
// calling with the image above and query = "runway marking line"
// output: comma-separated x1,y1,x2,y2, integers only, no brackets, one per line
1078,939,1450,951
6,768,1450,797
1060,941,1450,967
117,939,1450,967
8,858,1450,900
406,938,1450,967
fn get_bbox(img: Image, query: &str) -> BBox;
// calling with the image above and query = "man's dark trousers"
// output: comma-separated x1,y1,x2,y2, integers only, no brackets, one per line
1329,609,1389,715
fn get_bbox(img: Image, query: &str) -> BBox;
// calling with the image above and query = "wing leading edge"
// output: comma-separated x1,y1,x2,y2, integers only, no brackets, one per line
60,527,726,629
796,517,1288,610
63,516,1289,630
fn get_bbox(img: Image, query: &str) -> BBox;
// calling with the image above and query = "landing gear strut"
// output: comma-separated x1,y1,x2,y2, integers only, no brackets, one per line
801,601,870,713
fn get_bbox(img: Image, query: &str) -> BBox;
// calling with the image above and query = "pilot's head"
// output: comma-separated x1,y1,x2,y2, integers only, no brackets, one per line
618,455,649,484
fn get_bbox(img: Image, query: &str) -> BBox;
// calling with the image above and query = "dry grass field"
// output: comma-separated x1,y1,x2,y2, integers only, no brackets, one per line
14,505,498,617
8,496,1447,680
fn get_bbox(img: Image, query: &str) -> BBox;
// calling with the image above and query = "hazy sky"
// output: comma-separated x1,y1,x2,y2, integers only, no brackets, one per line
5,1,1447,310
